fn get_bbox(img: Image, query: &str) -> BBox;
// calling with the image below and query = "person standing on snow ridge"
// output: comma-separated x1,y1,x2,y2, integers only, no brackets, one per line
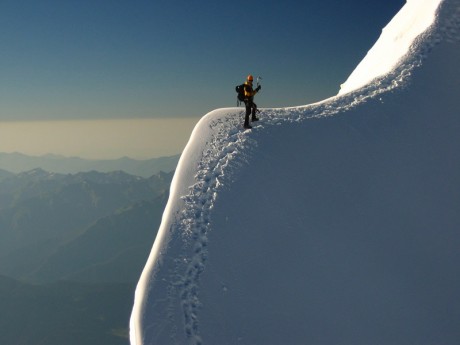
243,75,261,129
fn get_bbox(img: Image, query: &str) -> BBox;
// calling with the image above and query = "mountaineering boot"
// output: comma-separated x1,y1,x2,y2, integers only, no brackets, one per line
252,116,259,122
244,123,252,129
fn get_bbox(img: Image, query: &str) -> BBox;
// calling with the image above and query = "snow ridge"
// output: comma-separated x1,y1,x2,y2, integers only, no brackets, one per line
131,1,460,344
170,2,459,342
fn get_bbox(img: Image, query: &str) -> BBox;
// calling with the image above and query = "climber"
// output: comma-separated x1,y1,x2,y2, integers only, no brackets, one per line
242,74,261,129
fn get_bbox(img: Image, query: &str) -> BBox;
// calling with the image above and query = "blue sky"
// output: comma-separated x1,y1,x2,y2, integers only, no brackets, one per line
0,0,405,121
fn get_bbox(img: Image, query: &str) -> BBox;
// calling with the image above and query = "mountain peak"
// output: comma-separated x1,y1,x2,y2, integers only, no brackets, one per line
18,168,52,179
0,152,179,177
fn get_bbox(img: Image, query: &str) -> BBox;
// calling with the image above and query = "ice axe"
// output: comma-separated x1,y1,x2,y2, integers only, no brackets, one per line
256,76,262,88
255,76,262,114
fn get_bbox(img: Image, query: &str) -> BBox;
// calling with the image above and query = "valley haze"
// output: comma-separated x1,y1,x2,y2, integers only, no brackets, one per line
0,168,174,344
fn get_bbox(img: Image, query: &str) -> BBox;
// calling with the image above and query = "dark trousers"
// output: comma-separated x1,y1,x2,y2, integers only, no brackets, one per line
244,100,257,125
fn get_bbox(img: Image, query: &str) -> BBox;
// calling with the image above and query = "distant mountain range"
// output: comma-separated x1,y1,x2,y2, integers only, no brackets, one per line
0,168,172,344
0,168,172,284
0,152,180,177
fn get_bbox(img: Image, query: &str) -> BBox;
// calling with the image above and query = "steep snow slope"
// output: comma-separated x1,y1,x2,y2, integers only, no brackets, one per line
339,0,444,95
131,1,460,344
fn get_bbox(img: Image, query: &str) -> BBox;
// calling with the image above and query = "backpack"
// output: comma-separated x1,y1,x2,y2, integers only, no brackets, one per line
235,84,245,102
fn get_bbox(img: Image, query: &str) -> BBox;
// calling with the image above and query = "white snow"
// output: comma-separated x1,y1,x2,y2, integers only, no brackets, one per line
130,0,460,344
339,0,444,95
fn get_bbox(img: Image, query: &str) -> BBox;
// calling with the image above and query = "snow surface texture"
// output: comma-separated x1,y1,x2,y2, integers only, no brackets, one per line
131,0,460,344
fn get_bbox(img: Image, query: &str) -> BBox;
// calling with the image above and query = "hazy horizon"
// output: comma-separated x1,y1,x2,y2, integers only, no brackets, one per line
0,118,200,160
